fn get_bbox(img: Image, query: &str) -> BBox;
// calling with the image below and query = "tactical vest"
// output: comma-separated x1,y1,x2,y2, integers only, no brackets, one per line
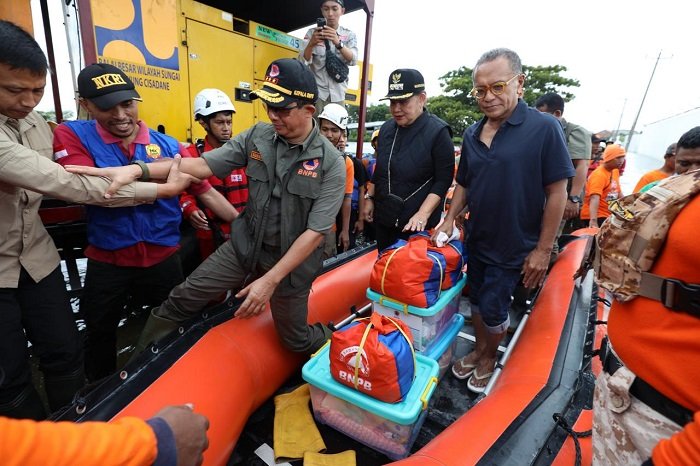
594,168,700,315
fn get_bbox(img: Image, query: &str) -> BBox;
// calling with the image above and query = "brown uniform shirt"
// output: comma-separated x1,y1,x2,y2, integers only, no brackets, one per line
0,111,157,288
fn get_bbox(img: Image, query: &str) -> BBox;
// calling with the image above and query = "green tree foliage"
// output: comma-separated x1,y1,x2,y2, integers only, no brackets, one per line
347,103,392,124
36,110,74,122
348,63,579,143
522,65,579,104
427,64,580,139
347,103,392,141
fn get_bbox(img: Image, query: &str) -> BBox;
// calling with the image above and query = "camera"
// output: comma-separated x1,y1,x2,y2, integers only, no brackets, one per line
316,17,326,28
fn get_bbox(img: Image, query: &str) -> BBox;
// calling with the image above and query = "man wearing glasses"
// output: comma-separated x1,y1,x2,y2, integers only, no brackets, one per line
68,58,346,355
433,48,574,393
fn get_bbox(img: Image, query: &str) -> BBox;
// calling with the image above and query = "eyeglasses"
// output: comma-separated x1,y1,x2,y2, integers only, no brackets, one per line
470,74,521,100
266,103,300,117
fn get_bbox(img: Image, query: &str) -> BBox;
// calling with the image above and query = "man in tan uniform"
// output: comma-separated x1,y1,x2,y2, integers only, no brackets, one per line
0,20,191,419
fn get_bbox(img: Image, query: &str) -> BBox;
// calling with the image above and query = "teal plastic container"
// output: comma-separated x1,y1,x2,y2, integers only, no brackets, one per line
303,344,439,460
422,313,464,379
367,275,467,350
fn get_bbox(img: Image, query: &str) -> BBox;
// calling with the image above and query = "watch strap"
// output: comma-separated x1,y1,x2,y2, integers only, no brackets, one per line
131,160,150,182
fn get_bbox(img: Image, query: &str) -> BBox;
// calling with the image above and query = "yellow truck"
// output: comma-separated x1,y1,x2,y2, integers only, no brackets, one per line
6,0,373,144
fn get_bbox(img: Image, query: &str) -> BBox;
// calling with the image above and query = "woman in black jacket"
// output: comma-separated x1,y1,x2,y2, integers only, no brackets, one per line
362,69,455,250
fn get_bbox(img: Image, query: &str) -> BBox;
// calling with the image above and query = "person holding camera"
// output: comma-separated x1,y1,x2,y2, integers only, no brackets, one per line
300,0,358,114
362,69,454,251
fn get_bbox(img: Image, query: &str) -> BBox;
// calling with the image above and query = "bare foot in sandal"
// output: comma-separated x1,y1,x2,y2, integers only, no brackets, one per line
452,351,480,379
467,359,496,393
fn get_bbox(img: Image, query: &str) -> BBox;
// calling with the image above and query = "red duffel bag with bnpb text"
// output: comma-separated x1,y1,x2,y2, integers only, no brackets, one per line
329,313,415,403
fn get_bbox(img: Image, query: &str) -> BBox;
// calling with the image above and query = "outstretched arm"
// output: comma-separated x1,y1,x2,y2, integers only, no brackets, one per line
65,156,213,198
196,188,239,223
0,137,157,205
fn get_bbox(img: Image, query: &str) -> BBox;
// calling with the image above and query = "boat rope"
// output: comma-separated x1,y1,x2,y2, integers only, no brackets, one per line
552,413,592,466
596,295,611,307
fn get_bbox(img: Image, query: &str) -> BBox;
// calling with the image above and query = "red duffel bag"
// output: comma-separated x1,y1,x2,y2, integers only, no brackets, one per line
329,313,415,403
369,233,464,308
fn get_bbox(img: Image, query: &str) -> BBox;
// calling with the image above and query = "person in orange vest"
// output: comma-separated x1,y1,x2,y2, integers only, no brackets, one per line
580,144,625,228
633,143,676,193
1,404,209,466
593,127,700,465
180,89,248,259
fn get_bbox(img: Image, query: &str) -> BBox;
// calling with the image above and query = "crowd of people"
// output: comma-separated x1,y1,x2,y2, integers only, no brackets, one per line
1,2,698,463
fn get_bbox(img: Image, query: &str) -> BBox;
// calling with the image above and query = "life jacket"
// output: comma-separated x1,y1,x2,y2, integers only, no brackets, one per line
594,168,700,312
195,138,249,212
63,121,181,250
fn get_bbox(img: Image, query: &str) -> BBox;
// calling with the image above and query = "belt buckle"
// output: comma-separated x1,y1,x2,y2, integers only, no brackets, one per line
600,337,624,376
660,278,700,317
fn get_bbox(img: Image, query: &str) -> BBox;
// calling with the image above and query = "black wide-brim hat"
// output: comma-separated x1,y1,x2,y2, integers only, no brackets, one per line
251,59,318,108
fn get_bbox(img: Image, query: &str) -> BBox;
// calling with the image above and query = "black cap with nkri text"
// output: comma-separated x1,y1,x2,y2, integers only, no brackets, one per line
77,63,141,110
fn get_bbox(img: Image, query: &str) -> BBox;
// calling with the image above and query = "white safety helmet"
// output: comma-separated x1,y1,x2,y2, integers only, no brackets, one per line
193,88,236,118
318,103,348,130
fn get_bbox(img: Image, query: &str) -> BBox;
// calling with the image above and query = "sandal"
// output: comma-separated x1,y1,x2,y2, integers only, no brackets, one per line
467,367,495,393
451,356,477,380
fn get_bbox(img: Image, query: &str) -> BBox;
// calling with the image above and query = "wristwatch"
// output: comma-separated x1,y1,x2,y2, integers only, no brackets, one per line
364,193,374,200
336,40,344,50
568,195,582,204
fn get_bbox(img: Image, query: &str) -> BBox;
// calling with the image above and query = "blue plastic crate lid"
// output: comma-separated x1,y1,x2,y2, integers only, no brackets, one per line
367,274,466,317
302,344,439,425
422,313,464,360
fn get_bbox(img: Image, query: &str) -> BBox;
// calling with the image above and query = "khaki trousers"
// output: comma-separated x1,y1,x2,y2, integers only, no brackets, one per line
153,240,330,353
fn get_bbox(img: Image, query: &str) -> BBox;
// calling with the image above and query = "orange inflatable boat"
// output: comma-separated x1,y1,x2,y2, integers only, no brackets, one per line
56,233,603,466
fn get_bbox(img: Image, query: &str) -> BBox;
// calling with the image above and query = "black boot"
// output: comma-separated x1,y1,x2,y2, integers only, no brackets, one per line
131,309,181,360
0,385,47,420
44,367,85,413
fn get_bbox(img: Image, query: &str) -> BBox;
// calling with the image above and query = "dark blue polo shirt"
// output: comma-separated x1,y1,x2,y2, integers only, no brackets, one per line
456,100,574,269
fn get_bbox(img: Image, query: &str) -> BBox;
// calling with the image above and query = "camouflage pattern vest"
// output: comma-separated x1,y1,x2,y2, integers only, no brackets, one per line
594,168,700,310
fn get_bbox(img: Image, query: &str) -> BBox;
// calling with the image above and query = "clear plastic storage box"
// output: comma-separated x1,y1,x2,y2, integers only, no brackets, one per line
367,275,466,350
421,313,464,379
302,344,439,460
